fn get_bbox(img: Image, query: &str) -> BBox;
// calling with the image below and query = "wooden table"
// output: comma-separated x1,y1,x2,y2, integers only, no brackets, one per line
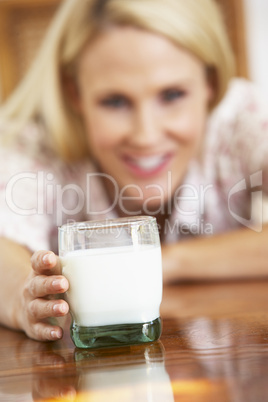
1,280,268,401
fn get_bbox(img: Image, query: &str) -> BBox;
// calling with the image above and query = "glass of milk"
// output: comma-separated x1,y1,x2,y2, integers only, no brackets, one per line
59,216,162,349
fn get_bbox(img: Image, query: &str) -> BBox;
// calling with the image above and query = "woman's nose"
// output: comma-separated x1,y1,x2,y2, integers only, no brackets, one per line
128,105,162,147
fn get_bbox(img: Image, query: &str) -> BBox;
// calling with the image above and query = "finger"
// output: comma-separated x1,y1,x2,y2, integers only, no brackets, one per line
33,379,76,400
28,299,69,320
33,351,66,368
28,275,69,298
31,251,62,275
30,322,64,341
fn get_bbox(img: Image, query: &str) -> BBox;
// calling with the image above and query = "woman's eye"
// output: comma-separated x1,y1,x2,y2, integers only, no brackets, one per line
100,95,129,108
160,89,186,103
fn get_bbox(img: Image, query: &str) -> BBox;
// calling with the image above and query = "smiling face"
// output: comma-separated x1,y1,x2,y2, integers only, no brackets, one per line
75,27,213,215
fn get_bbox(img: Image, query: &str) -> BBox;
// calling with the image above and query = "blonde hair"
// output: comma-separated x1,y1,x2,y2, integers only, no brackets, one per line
0,0,235,162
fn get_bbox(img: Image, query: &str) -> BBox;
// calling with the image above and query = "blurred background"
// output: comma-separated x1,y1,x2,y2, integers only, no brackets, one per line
0,0,267,104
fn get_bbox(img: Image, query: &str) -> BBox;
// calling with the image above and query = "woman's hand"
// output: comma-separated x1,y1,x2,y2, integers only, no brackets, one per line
19,250,69,341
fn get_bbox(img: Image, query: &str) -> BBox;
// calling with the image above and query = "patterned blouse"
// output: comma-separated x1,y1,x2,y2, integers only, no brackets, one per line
1,78,268,253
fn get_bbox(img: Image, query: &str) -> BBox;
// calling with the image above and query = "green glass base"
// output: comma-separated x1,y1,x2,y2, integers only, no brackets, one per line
70,317,162,349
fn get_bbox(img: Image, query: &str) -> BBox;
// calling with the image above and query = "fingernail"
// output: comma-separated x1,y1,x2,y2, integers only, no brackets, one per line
43,254,53,265
51,330,61,340
52,278,67,290
61,388,76,398
53,303,68,314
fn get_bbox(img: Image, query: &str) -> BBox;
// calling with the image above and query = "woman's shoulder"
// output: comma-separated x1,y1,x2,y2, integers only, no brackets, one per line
211,77,268,122
204,77,268,179
0,121,55,175
0,120,95,181
206,78,268,149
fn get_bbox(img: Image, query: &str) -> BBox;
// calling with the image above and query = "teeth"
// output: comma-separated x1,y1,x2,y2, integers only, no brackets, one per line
130,155,165,171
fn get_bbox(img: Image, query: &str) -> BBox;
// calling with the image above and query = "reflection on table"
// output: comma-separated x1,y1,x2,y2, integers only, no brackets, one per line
1,280,268,401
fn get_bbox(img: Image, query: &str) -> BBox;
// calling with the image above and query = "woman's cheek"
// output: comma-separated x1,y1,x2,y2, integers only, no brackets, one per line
86,111,130,147
165,115,203,143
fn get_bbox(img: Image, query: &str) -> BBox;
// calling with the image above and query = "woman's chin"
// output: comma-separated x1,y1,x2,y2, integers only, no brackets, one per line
117,199,169,217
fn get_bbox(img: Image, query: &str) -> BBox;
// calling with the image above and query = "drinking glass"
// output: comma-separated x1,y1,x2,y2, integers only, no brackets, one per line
59,216,162,349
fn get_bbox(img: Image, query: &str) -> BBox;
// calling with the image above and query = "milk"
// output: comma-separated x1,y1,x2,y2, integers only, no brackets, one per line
61,245,162,327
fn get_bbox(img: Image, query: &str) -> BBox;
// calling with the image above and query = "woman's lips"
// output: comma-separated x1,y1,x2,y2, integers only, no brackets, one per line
122,153,172,177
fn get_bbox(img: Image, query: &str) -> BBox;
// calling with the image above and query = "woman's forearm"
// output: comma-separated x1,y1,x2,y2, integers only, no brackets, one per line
162,224,268,283
0,237,32,329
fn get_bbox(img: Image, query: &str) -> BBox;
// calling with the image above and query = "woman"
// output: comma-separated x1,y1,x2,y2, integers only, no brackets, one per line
0,0,268,341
